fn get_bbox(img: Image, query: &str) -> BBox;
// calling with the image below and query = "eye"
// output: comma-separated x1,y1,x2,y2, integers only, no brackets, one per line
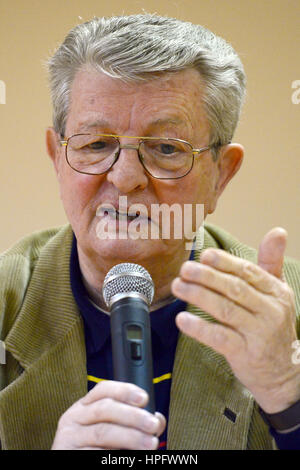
87,140,107,151
159,143,178,155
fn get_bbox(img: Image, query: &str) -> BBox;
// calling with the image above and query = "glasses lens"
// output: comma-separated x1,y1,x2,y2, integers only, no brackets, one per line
67,134,119,174
140,139,193,179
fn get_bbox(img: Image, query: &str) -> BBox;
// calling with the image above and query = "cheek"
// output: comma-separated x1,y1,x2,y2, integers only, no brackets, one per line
173,162,218,223
59,170,104,220
192,160,218,201
150,165,214,207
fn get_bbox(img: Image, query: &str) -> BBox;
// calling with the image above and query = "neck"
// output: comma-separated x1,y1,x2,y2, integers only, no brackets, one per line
77,243,192,312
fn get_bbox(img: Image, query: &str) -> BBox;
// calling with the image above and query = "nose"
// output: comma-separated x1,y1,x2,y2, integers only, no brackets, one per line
106,145,149,193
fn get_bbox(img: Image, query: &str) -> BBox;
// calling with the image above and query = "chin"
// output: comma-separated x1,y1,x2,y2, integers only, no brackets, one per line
92,236,167,264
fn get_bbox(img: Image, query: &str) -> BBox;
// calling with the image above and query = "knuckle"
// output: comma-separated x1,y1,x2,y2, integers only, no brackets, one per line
94,397,115,419
227,279,247,302
242,261,261,282
93,423,108,445
221,298,234,322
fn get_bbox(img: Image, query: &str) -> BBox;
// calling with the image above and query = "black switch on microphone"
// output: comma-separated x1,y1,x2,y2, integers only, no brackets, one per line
131,341,142,360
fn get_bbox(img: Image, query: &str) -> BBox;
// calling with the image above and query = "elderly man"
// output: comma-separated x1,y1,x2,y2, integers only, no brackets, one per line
0,14,299,450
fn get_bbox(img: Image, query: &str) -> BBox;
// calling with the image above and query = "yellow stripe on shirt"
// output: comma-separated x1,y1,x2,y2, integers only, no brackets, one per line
153,373,172,384
87,375,107,384
87,373,172,385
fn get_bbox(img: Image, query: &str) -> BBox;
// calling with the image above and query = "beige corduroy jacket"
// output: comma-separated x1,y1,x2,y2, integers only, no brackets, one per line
0,223,299,450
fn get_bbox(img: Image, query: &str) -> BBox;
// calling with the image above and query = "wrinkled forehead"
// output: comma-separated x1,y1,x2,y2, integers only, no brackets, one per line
66,67,209,139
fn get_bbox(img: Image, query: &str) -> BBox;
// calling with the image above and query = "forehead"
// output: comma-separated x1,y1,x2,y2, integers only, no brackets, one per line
66,67,209,137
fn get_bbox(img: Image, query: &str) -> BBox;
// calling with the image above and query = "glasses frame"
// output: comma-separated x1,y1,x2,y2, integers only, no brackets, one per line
60,133,219,180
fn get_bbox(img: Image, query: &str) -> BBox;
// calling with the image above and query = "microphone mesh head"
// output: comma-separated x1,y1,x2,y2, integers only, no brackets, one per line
102,263,154,308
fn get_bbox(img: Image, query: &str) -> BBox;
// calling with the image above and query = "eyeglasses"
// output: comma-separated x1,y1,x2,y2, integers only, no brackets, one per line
60,133,217,180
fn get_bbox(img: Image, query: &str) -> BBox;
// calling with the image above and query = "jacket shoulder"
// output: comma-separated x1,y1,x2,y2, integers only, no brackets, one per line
204,223,300,269
0,225,69,261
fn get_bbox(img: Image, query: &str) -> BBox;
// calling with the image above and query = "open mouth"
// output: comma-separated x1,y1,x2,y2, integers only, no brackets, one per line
117,210,141,221
99,207,144,221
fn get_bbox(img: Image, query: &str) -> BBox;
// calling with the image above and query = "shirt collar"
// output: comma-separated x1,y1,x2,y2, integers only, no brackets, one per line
70,235,110,354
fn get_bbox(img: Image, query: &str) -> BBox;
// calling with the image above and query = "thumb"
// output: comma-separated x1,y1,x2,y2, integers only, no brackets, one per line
257,227,287,279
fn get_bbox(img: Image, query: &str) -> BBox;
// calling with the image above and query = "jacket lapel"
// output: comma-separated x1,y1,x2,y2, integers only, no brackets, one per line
167,225,255,449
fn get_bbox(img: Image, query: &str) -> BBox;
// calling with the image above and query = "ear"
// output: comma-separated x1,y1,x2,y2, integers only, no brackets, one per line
207,143,244,214
46,127,63,179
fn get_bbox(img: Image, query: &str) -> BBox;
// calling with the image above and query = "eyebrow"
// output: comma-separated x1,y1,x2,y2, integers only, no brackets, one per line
77,117,187,133
149,118,186,128
78,120,111,132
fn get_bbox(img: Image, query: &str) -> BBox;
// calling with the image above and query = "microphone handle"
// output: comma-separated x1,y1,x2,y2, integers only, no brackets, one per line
110,296,155,413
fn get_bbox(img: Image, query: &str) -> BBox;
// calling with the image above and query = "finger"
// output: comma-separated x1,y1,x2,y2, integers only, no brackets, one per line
176,311,244,358
258,227,287,278
172,277,258,331
82,380,148,407
77,422,159,450
155,412,167,437
74,399,161,435
198,249,285,298
176,262,279,316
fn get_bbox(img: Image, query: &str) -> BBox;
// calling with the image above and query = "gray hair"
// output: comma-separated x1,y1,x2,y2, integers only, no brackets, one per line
47,14,246,160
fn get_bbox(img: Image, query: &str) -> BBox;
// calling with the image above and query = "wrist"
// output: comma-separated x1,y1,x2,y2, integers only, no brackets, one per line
259,398,300,431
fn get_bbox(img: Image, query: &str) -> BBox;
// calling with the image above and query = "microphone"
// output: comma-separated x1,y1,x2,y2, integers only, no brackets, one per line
102,263,156,413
